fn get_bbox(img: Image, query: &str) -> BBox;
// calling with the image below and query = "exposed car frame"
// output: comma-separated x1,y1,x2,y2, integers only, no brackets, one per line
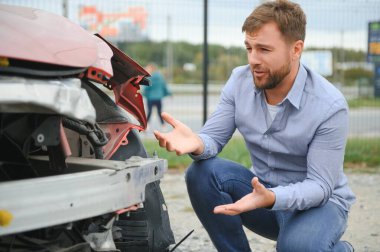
0,4,175,251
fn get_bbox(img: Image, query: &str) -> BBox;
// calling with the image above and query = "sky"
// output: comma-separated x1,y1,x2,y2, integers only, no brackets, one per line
146,0,380,50
1,0,380,50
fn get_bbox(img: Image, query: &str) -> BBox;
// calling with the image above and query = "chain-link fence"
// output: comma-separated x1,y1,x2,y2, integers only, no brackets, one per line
1,0,379,138
1,2,380,251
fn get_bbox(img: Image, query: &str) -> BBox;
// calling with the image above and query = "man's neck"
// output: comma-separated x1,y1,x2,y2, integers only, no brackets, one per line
265,63,300,105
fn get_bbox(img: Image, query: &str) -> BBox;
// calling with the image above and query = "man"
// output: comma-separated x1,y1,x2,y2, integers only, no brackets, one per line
154,0,356,251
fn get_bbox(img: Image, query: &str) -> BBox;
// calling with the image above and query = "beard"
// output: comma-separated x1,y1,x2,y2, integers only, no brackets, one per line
253,60,291,90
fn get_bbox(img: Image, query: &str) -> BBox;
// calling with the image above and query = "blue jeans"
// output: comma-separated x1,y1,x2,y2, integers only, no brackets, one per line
185,157,351,252
147,99,164,125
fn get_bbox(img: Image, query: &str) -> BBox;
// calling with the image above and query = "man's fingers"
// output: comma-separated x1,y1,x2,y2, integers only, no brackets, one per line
251,177,275,208
158,139,166,148
213,205,227,214
153,130,161,138
252,177,269,196
154,130,176,153
166,141,175,152
213,205,239,216
153,130,164,140
252,177,263,190
161,112,178,128
154,130,167,148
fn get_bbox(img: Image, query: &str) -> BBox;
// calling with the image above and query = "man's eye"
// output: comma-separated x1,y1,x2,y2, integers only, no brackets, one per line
246,47,252,51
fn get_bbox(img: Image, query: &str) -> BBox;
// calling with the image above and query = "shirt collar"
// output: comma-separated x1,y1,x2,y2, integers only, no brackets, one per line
284,63,307,110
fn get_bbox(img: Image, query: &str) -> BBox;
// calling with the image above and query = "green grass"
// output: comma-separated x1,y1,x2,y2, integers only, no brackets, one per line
143,138,251,170
143,140,193,170
143,137,380,172
348,98,380,108
217,138,251,168
344,138,380,172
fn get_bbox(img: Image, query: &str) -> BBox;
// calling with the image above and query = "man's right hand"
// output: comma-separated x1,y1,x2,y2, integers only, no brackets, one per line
153,112,204,156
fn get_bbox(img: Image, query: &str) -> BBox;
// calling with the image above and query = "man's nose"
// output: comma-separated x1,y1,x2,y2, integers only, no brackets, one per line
248,50,260,66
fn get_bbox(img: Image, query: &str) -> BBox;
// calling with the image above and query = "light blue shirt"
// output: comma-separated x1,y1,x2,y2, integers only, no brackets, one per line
191,64,356,212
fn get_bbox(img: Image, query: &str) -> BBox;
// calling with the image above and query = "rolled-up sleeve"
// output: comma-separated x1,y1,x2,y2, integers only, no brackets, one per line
188,134,219,160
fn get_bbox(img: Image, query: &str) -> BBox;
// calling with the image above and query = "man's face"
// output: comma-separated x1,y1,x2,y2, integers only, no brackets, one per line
244,22,293,90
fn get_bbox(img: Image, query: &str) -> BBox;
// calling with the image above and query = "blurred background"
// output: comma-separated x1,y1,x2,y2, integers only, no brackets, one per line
1,2,379,250
1,0,379,153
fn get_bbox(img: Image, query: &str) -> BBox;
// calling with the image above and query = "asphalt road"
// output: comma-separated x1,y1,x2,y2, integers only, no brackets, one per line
143,94,380,138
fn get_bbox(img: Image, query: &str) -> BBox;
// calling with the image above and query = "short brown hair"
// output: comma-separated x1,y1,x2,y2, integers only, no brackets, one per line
242,0,306,42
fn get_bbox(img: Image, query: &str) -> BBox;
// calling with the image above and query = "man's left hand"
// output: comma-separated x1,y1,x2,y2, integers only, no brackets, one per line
213,177,276,216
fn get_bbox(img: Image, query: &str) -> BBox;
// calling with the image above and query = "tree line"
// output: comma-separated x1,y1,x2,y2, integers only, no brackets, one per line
118,41,373,86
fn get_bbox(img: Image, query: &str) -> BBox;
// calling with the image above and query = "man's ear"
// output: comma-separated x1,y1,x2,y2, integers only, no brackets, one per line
292,40,304,60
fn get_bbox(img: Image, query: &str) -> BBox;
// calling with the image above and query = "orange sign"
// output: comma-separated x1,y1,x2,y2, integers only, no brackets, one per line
79,6,148,38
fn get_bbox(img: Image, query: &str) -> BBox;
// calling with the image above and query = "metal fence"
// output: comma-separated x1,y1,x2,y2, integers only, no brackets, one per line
2,1,379,76
1,0,379,137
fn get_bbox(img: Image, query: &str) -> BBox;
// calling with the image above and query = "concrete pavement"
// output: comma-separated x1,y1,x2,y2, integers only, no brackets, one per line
143,93,380,138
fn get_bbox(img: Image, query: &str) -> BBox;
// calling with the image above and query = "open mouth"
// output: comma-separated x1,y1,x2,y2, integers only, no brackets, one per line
254,70,266,78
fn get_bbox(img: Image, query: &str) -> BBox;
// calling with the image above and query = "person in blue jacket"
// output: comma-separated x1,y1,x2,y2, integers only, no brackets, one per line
143,63,172,128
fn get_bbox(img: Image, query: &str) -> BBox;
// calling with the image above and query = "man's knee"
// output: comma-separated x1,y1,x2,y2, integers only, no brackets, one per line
185,158,216,188
277,231,332,252
277,235,311,252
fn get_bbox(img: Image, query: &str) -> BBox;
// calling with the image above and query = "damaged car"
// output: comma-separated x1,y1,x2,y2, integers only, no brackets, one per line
0,4,175,252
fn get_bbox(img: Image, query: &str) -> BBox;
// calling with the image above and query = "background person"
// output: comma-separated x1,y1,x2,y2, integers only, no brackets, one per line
153,0,355,251
143,63,172,130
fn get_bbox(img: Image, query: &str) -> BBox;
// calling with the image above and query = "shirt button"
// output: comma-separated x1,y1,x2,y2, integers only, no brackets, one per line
268,151,272,154
264,134,268,138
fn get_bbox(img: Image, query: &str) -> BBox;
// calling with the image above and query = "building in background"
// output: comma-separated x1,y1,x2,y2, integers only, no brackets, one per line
78,5,148,42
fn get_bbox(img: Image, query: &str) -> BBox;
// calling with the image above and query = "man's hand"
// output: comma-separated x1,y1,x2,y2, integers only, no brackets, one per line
213,177,275,215
154,112,204,155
